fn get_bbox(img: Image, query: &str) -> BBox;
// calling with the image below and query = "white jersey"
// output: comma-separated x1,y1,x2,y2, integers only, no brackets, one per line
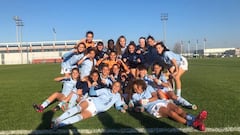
91,88,123,113
61,77,77,97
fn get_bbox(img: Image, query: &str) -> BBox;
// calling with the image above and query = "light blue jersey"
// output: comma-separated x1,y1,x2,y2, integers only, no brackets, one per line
61,50,84,69
151,73,169,91
91,88,123,113
163,51,182,66
61,77,77,96
132,85,164,113
78,58,96,79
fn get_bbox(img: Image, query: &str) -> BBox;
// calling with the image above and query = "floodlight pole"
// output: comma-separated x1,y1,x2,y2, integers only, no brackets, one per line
161,13,168,45
196,40,198,57
13,16,24,64
188,40,190,57
203,38,206,57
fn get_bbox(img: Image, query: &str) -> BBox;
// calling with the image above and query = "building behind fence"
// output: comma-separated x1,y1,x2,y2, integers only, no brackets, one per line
0,40,102,65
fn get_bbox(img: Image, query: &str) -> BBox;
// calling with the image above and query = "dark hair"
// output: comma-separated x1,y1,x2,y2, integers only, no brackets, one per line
97,41,104,46
124,41,136,54
152,62,164,78
136,64,147,71
155,41,170,53
132,79,147,91
87,48,96,54
71,67,79,73
116,35,126,56
89,69,101,83
76,42,86,48
108,39,114,44
86,31,94,37
147,35,155,41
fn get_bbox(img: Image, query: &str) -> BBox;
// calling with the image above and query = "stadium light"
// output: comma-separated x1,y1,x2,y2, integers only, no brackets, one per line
13,16,24,64
53,28,56,42
196,40,198,57
161,13,168,45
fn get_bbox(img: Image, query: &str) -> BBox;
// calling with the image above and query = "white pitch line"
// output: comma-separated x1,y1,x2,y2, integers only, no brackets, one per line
0,127,240,135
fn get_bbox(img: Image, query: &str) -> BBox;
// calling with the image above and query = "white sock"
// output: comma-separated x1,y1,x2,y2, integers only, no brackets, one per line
68,94,79,109
177,97,192,106
57,104,81,121
58,114,83,128
176,89,181,97
41,100,50,108
58,101,66,108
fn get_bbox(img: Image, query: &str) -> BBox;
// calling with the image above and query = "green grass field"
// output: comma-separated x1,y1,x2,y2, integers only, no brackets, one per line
0,58,240,135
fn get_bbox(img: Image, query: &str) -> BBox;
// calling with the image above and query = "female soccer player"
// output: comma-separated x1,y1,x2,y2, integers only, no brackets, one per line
122,41,145,77
131,79,208,131
151,63,197,110
79,31,95,49
51,81,126,129
78,48,96,80
106,39,115,54
115,35,127,57
95,41,107,61
155,41,188,97
61,42,86,77
33,68,80,112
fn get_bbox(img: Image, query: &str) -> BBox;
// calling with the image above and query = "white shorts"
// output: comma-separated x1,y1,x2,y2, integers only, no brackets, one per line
150,100,170,118
85,98,97,116
61,67,71,74
179,56,188,71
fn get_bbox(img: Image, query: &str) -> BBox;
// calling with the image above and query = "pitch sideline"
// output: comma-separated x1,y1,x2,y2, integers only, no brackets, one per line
0,127,240,135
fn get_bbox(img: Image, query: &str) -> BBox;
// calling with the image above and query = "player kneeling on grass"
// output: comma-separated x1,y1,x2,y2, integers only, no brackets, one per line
131,79,208,131
33,68,80,113
137,64,197,110
51,81,127,129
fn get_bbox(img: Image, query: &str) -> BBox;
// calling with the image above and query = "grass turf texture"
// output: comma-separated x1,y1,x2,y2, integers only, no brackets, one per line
0,58,240,135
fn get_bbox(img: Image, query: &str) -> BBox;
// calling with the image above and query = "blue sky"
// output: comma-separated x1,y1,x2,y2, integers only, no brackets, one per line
0,0,240,50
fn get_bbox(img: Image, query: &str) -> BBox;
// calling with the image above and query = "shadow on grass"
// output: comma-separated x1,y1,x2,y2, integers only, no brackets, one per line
127,111,188,135
30,110,80,135
97,111,143,135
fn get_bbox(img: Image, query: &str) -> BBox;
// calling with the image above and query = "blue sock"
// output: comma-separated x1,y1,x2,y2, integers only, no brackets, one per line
186,114,196,126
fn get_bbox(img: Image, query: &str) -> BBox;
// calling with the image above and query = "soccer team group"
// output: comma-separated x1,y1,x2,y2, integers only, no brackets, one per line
33,31,208,131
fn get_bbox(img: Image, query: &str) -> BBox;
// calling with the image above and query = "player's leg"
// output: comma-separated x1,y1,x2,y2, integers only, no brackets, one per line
54,100,88,123
167,91,197,110
174,68,185,97
53,92,74,111
33,92,66,112
53,110,92,129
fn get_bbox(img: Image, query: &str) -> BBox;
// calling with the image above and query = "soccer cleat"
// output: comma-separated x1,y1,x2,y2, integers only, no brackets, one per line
192,120,206,131
192,110,208,131
33,104,44,113
196,110,208,121
52,106,61,112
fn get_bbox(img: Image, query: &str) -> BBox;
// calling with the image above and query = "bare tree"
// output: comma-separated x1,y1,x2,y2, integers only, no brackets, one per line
173,42,181,54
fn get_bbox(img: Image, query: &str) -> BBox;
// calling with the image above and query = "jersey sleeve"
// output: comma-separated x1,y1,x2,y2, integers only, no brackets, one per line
114,93,124,110
164,51,174,61
62,49,75,61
